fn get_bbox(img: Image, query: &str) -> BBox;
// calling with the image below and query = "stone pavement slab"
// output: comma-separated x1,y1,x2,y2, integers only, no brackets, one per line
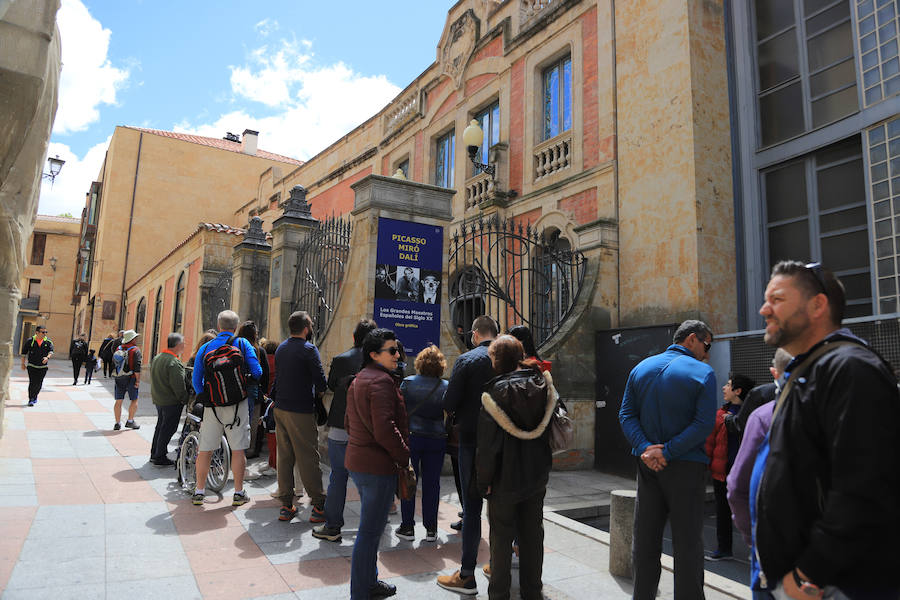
0,364,749,598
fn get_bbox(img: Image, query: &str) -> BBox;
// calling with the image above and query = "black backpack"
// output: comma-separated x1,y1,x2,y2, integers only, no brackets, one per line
202,336,247,409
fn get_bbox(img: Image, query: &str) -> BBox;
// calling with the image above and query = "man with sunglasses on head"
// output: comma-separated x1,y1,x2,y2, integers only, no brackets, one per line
21,325,53,406
619,319,717,600
752,261,900,599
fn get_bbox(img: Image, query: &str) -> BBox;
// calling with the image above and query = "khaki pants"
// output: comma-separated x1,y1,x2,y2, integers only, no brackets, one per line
274,408,325,508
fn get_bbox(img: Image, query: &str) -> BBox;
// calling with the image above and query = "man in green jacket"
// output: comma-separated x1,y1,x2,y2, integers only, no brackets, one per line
149,332,188,466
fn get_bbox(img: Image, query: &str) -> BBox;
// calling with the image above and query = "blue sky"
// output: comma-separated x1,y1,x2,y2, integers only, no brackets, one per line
40,0,454,216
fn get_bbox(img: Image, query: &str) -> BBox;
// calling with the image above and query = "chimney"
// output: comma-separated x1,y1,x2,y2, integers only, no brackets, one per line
241,129,259,156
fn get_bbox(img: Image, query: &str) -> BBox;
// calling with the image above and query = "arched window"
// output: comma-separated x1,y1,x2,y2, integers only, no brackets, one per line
151,286,162,358
173,271,186,333
135,297,146,335
531,228,572,345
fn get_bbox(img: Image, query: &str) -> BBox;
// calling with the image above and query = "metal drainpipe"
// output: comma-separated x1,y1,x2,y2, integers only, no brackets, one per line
610,0,621,326
118,132,143,330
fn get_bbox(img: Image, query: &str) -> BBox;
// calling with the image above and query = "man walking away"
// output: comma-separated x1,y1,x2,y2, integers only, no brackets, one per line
619,320,717,600
313,318,377,542
191,310,262,507
99,331,115,377
437,315,498,595
21,326,53,406
112,330,142,430
754,261,900,599
69,333,88,385
271,311,328,523
150,333,188,466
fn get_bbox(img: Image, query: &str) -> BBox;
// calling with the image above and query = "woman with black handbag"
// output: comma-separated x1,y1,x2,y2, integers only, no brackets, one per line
395,345,449,543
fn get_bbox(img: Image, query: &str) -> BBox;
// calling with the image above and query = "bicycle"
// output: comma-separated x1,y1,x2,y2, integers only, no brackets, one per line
176,397,231,493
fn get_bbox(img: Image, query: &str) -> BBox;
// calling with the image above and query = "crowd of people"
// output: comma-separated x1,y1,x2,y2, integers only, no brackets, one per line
17,258,900,600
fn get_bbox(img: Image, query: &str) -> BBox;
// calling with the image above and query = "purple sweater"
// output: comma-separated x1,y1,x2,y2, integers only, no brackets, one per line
726,399,775,544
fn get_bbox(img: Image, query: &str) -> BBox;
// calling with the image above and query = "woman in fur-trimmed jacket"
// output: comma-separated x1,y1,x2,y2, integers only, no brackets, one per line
476,334,556,600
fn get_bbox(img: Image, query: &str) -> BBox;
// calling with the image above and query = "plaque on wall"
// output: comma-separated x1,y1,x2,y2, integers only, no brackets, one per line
102,300,116,320
271,255,282,298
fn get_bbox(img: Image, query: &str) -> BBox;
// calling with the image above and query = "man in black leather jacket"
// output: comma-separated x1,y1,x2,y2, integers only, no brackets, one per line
312,318,377,542
755,261,900,599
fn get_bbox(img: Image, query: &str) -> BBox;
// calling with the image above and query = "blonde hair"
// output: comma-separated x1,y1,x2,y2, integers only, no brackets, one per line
414,344,446,378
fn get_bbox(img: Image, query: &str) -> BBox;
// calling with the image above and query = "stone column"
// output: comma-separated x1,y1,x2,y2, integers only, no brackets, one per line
609,489,637,578
231,216,271,331
267,185,318,342
0,0,61,433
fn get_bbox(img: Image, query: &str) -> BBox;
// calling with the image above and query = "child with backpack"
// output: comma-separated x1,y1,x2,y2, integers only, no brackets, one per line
83,349,98,384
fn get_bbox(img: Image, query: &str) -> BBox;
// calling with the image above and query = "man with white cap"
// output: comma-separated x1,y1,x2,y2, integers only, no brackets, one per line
112,329,142,430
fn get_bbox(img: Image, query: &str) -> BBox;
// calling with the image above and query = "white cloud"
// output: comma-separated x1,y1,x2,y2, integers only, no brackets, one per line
37,137,110,216
54,0,129,134
254,18,279,37
178,38,400,161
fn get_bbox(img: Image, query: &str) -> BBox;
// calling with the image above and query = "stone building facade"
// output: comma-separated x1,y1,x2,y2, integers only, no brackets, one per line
14,215,80,358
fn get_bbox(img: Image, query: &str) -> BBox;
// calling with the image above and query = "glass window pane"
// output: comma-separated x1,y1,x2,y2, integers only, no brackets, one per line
843,272,875,299
811,85,859,127
803,0,834,15
756,0,796,40
870,125,887,144
862,32,878,52
543,65,559,139
846,302,873,318
875,199,892,218
816,136,861,165
884,57,900,78
766,162,808,221
859,0,876,18
807,22,853,72
885,74,900,95
875,180,891,199
819,206,867,232
879,297,896,313
878,20,898,44
758,30,800,90
806,2,850,37
882,39,899,60
879,256,896,276
860,14,877,35
821,229,871,271
880,277,897,296
872,142,888,163
491,104,500,147
563,57,572,133
873,161,890,182
877,236,895,257
811,58,857,97
877,2,897,26
769,220,811,265
876,217,894,238
760,82,805,145
864,66,882,88
888,117,900,138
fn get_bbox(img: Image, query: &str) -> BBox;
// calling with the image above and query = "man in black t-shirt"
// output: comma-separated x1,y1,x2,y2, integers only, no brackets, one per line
69,333,88,385
21,326,53,406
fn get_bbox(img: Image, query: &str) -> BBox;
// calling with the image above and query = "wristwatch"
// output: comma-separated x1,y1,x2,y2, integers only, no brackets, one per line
792,569,823,597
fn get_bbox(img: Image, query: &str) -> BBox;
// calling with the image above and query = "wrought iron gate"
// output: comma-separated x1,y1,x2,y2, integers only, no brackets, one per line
289,217,352,336
449,215,587,348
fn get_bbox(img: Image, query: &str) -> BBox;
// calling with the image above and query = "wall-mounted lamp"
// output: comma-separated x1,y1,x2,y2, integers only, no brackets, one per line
49,256,57,271
41,155,65,187
462,120,496,179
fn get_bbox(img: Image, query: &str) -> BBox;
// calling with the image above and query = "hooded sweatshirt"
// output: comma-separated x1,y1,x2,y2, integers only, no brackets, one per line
476,368,557,502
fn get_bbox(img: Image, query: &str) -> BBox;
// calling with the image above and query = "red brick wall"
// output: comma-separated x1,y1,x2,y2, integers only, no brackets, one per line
381,154,390,176
433,92,458,122
511,207,542,230
310,166,373,218
509,57,526,192
559,187,597,225
414,131,424,182
465,73,496,98
581,7,600,169
159,276,175,355
182,260,201,355
473,36,502,61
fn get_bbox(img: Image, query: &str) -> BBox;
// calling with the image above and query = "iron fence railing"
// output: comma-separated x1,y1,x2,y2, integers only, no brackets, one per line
290,217,352,335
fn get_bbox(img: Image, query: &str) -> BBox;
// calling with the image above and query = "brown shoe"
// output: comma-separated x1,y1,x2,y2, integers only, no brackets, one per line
436,571,476,595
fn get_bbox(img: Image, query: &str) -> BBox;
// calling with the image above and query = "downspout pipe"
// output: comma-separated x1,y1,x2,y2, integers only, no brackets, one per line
610,0,621,326
119,131,143,330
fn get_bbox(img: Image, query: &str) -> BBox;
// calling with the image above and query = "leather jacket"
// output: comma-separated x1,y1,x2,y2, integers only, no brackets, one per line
344,363,410,475
476,368,555,501
326,346,364,429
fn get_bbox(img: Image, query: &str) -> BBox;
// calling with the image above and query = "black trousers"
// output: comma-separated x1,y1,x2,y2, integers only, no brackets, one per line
487,488,545,600
712,479,732,554
102,359,112,377
633,459,706,600
27,366,47,401
151,404,184,461
71,358,83,382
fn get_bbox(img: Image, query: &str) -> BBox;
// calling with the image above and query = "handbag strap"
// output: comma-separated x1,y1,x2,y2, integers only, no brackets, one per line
406,379,442,420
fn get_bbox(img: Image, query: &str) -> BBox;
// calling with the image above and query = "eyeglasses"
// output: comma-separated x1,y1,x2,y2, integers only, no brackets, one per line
804,262,828,296
377,346,400,356
702,340,712,353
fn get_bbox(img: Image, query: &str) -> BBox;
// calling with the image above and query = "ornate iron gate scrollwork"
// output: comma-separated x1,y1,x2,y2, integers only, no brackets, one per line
449,215,587,348
289,217,352,335
203,269,232,331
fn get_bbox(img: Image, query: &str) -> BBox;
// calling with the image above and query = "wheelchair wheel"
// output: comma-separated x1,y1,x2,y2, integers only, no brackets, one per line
178,432,231,493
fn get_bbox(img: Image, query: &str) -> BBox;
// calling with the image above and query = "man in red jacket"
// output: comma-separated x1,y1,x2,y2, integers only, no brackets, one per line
704,372,754,562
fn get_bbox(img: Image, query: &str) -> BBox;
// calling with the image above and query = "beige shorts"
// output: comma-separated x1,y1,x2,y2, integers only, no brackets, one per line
199,400,250,451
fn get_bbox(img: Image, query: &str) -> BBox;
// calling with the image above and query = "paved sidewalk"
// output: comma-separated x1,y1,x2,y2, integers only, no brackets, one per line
1,363,749,599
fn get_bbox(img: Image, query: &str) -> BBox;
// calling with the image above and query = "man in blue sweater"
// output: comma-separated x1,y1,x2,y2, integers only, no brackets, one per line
192,310,262,506
619,319,717,600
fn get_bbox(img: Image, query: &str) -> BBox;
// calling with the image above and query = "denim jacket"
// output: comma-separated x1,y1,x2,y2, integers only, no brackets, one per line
400,375,448,439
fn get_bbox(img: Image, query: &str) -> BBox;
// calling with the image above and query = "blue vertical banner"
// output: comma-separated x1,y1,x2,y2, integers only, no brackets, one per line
374,217,444,356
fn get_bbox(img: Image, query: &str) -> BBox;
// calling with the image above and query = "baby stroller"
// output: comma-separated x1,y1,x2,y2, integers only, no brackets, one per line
176,367,231,493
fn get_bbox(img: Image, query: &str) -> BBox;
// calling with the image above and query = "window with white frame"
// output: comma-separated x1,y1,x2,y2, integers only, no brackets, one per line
435,129,455,188
542,55,572,141
472,101,500,176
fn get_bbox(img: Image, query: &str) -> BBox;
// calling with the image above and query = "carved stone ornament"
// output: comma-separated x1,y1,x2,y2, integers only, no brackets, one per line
281,185,316,222
437,9,479,88
241,215,270,248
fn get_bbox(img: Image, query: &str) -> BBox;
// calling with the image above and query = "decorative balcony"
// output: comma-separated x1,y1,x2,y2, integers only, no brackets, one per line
533,133,572,182
464,172,494,211
383,89,420,138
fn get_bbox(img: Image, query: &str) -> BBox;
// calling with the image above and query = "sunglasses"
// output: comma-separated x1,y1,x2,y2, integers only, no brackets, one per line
702,340,712,353
805,262,828,296
377,346,400,356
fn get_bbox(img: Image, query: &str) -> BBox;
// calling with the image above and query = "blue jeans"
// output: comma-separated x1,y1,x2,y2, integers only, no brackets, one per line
324,438,349,529
349,470,396,600
401,435,446,531
459,443,482,577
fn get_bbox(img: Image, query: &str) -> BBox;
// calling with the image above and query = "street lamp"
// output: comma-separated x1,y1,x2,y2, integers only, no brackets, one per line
462,119,496,179
42,155,65,187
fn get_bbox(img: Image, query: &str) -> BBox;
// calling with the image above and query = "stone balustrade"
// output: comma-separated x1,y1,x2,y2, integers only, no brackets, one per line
464,171,493,210
383,90,420,136
520,0,557,27
533,133,572,181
